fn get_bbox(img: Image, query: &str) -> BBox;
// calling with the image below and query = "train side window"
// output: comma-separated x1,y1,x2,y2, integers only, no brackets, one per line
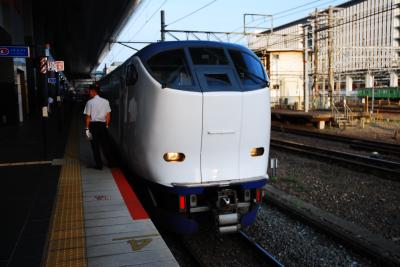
229,49,268,90
147,49,194,89
189,47,228,65
126,64,138,86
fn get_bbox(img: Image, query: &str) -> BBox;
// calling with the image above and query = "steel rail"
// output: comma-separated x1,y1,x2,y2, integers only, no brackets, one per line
271,125,400,156
271,138,400,179
238,230,285,267
263,186,400,267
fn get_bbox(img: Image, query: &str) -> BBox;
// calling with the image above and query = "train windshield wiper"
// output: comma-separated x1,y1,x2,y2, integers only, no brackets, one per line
237,67,270,87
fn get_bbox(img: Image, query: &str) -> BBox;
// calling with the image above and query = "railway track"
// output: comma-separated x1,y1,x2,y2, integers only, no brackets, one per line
271,125,400,157
271,138,400,180
180,229,285,267
238,230,285,267
263,185,400,267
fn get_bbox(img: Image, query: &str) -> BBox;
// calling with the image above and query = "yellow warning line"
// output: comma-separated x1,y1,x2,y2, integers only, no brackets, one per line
0,160,52,167
44,115,87,267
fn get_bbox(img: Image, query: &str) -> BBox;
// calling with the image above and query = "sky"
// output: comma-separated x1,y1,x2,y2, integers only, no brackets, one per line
96,0,349,72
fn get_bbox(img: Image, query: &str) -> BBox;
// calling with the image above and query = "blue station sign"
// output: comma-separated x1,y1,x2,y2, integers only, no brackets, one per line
0,46,30,58
48,78,57,84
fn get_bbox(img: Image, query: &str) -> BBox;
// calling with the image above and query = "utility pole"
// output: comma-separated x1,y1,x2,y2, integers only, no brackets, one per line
313,9,319,109
303,25,309,112
322,58,326,108
328,6,334,109
161,10,166,41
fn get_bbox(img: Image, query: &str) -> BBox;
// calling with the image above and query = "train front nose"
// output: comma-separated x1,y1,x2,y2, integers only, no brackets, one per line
194,68,242,183
200,91,242,182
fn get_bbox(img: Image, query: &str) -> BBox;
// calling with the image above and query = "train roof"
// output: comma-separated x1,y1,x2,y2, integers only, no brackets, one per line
136,40,256,61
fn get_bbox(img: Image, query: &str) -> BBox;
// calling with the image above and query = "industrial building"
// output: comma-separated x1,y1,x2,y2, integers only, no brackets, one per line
250,0,400,109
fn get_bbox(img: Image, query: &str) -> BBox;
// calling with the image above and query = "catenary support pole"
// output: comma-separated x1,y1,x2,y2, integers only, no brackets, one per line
304,25,309,112
328,6,334,109
161,10,166,41
313,9,319,109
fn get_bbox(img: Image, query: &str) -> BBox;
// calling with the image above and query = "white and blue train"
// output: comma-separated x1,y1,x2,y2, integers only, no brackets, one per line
99,41,270,234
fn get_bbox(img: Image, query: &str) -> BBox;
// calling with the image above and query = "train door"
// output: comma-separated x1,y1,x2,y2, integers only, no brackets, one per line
194,66,242,183
110,75,120,143
125,63,138,159
119,74,129,155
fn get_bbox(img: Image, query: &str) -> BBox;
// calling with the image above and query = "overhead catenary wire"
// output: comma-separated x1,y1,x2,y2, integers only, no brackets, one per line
273,0,323,16
231,0,343,43
166,0,219,27
274,0,341,21
108,0,343,63
126,0,155,39
107,0,169,65
230,0,342,33
102,0,156,68
129,0,169,40
243,0,341,38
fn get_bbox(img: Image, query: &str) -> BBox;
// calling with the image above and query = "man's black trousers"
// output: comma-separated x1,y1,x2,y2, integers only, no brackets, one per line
89,121,108,169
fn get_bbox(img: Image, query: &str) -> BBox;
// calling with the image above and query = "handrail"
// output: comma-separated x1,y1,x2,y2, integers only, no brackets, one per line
331,101,354,128
331,103,341,122
343,102,353,122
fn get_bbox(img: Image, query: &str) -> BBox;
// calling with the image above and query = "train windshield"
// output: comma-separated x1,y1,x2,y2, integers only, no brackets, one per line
228,50,268,89
189,48,229,65
147,49,194,89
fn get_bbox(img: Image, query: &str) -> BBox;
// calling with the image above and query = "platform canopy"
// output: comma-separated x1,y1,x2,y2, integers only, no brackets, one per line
32,0,139,79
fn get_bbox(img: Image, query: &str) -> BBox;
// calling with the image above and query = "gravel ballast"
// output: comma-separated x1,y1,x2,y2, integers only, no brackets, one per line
245,203,375,267
269,148,400,245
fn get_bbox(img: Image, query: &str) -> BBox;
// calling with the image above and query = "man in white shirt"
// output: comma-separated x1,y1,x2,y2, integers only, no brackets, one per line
83,84,111,169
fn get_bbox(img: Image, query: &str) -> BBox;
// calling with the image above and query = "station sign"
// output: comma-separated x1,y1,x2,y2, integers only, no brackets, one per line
55,61,64,72
47,60,64,72
48,78,57,84
0,46,30,58
47,61,57,72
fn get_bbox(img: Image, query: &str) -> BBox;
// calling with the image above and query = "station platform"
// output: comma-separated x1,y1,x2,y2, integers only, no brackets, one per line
272,109,332,129
0,110,70,267
0,107,178,267
272,108,370,129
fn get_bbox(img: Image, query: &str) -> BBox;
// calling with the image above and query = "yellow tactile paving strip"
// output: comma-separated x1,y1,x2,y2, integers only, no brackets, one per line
44,117,87,267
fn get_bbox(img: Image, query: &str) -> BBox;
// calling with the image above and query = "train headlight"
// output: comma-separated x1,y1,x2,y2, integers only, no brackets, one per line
163,152,185,162
189,194,197,208
244,189,251,202
250,147,264,157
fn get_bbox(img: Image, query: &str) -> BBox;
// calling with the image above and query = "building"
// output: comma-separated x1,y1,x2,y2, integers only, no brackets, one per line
250,0,400,109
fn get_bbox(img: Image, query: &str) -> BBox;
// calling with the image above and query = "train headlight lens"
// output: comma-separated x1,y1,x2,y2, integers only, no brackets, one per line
164,152,185,162
250,147,264,157
255,189,261,203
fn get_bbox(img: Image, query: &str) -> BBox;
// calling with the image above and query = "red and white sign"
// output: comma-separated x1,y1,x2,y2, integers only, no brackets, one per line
39,57,48,74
